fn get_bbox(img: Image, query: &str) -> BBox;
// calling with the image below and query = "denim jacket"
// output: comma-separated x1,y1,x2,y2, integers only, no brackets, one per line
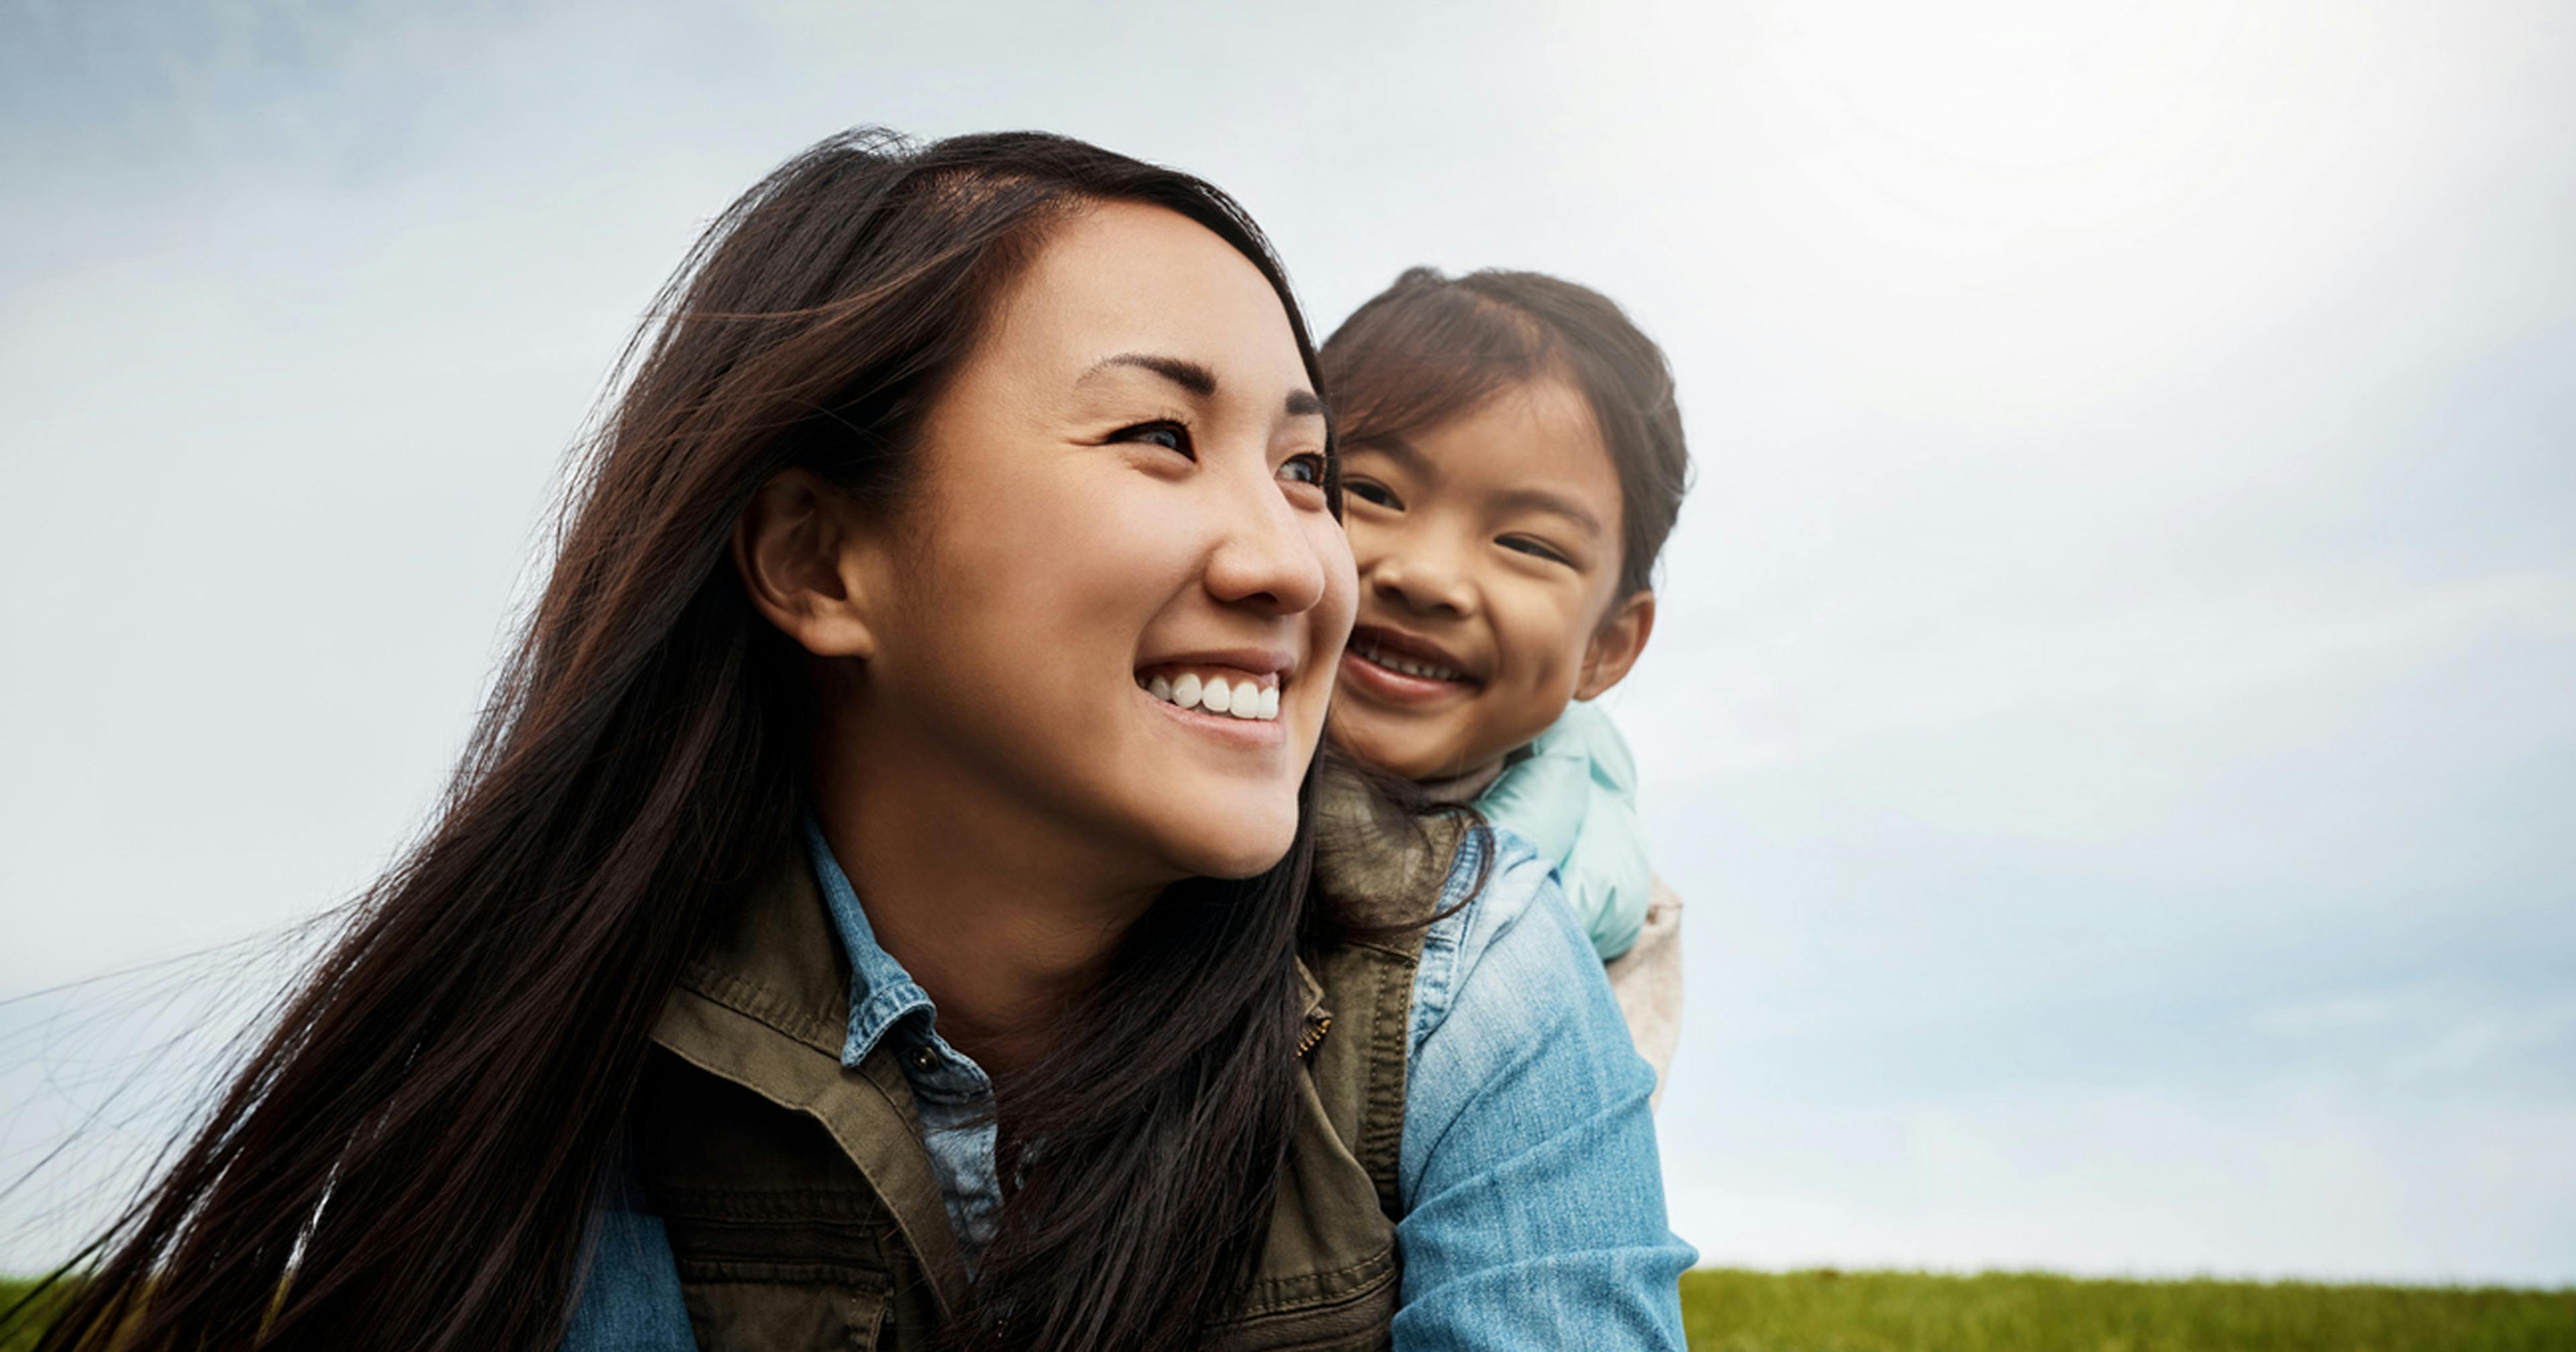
567,816,1693,1349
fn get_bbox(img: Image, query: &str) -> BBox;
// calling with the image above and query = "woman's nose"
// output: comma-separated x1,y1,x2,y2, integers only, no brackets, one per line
1203,470,1330,615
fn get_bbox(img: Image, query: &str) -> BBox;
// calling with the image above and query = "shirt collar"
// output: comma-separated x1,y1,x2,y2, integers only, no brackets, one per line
803,813,940,1070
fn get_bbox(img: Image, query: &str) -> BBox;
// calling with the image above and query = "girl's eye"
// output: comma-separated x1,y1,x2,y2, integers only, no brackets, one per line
1279,453,1328,486
1500,535,1572,566
1114,420,1194,459
1344,479,1401,510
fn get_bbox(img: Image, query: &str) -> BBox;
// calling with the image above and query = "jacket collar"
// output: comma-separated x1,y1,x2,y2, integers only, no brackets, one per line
686,775,1466,1050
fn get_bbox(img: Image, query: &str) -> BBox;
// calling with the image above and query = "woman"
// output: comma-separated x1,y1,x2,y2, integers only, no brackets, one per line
28,129,1690,1351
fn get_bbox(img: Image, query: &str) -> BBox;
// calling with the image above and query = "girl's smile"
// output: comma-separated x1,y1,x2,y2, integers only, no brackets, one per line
1338,623,1483,705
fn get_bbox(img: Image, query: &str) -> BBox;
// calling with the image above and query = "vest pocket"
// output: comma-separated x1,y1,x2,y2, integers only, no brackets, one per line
678,1272,891,1351
658,1191,903,1349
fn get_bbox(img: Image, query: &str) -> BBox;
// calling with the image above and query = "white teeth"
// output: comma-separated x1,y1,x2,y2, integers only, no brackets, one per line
1142,669,1282,721
1362,641,1459,682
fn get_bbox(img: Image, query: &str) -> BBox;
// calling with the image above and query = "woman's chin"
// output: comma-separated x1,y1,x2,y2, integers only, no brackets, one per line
1157,804,1300,881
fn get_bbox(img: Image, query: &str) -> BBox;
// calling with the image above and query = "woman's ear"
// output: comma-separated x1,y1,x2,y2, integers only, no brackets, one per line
1574,589,1656,700
733,469,882,659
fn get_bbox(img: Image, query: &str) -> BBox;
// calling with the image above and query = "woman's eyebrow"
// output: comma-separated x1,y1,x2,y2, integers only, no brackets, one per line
1082,351,1326,420
1083,351,1216,396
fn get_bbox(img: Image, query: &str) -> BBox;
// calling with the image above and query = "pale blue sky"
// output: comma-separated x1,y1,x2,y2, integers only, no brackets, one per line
4,0,2571,1283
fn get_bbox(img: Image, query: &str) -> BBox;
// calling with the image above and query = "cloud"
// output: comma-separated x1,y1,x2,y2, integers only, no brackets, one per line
1666,1086,2576,1284
5,0,2573,1283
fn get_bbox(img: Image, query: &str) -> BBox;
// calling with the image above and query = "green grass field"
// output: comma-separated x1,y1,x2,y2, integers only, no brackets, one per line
8,1269,2573,1349
1680,1269,2576,1351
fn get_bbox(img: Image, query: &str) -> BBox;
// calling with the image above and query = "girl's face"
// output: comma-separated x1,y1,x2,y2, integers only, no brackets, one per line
843,202,1355,883
1330,376,1653,781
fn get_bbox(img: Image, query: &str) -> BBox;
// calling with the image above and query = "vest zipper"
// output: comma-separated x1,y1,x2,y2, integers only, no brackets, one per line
1296,1014,1332,1059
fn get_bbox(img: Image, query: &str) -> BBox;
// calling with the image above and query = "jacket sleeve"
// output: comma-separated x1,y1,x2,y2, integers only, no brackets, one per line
1393,836,1696,1351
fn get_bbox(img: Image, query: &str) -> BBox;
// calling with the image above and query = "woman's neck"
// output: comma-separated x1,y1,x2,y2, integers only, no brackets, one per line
814,749,1167,1078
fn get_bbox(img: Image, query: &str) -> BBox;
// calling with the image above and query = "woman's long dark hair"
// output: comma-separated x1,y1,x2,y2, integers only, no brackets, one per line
27,127,1340,1352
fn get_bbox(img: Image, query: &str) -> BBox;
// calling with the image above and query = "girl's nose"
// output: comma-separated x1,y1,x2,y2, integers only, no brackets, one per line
1368,545,1475,618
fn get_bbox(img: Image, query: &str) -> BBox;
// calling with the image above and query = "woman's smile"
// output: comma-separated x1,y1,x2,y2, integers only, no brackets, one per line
1132,649,1294,746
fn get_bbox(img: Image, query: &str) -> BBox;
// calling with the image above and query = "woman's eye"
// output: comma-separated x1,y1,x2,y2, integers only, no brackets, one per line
1344,479,1400,509
1279,453,1328,486
1114,420,1194,459
1500,535,1571,566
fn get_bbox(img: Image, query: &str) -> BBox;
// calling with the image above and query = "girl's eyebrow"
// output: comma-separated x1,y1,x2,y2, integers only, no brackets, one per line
1354,437,1605,541
1349,435,1437,480
1489,486,1607,543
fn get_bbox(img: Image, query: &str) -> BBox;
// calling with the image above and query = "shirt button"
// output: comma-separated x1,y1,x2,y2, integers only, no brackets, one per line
907,1045,941,1074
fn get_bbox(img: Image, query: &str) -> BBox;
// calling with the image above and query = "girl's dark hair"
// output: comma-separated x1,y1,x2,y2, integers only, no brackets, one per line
1320,266,1690,600
26,127,1338,1352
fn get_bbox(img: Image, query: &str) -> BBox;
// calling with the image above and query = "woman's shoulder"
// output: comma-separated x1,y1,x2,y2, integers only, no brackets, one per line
1429,821,1557,946
1407,821,1621,1061
1389,822,1692,1347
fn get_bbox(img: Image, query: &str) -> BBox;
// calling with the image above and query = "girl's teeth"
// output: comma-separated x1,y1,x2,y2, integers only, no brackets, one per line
1259,686,1279,720
1228,687,1259,720
1171,673,1202,708
1201,677,1232,714
1148,674,1173,702
1367,644,1458,682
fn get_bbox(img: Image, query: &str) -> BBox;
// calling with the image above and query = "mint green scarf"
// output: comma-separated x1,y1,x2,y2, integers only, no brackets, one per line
1472,700,1652,961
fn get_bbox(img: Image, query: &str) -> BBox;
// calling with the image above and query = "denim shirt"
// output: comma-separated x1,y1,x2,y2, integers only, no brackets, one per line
566,819,1695,1349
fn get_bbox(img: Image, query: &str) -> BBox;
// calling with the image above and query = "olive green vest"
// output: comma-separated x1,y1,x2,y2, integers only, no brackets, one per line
630,803,1467,1351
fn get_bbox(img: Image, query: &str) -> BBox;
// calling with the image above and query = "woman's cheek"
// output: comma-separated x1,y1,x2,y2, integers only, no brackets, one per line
1035,480,1193,616
1311,516,1360,649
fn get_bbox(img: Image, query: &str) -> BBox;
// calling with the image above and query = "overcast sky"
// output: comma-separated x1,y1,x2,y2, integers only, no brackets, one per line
4,0,2571,1284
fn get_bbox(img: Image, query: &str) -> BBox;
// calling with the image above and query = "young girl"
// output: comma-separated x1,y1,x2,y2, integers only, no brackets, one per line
1321,266,1690,1098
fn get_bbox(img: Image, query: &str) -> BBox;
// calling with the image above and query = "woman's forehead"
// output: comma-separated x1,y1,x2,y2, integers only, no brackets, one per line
984,201,1310,401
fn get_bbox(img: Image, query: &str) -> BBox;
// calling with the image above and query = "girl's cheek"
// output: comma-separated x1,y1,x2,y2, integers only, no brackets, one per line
1491,589,1565,679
